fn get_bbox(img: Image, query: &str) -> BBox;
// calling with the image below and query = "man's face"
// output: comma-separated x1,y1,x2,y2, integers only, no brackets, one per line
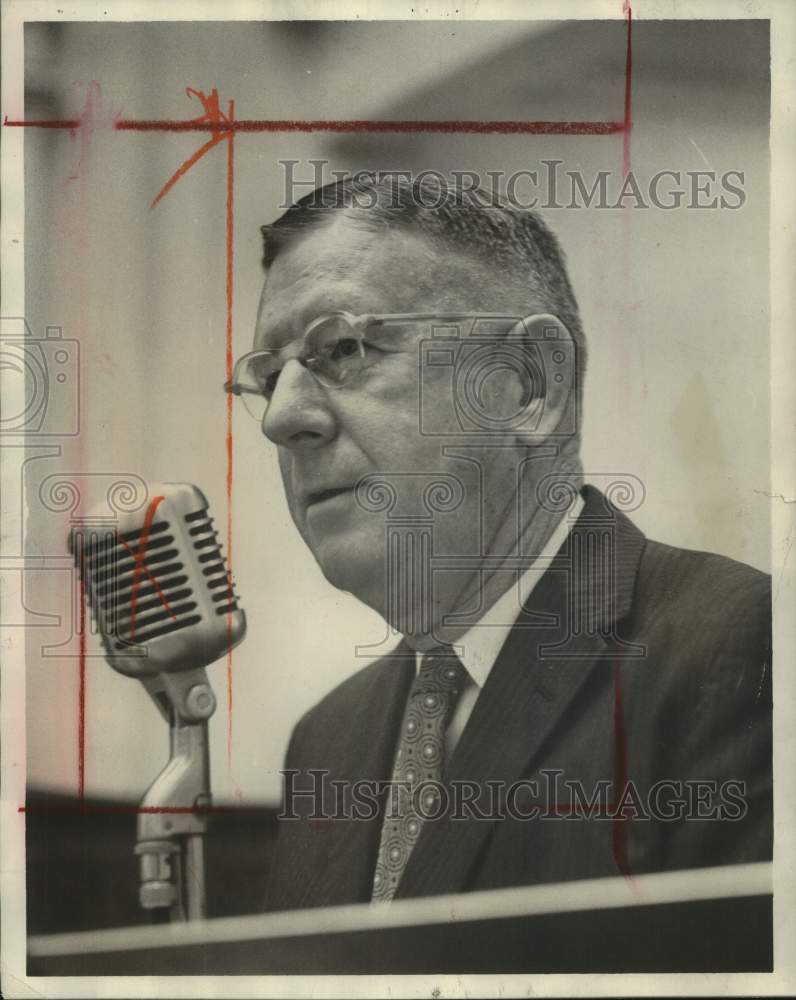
253,215,528,622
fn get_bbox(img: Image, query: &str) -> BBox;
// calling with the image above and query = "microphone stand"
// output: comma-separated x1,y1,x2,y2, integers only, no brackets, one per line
134,667,217,922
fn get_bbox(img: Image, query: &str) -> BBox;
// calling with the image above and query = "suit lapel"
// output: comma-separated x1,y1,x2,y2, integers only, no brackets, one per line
395,486,647,898
292,643,415,908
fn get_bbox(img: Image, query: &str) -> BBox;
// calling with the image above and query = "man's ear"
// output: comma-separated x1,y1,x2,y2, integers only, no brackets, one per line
507,313,578,445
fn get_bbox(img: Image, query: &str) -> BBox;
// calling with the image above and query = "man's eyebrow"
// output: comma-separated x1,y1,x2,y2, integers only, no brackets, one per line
255,307,297,350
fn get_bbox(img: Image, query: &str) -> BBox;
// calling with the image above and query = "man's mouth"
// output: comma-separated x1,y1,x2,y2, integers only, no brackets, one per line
306,486,353,508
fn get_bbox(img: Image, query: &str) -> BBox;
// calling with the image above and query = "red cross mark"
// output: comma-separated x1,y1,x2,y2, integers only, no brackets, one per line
119,494,178,641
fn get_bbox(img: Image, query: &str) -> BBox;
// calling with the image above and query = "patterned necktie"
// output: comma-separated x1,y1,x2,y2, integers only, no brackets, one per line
371,646,466,902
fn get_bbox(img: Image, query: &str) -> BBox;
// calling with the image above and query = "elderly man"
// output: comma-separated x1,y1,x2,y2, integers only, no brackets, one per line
226,176,771,911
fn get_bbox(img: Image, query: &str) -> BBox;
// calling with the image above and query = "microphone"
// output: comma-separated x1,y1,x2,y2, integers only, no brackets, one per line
68,482,247,921
69,481,246,681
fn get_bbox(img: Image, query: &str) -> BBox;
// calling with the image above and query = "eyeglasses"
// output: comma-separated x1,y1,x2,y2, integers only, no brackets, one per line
224,311,535,423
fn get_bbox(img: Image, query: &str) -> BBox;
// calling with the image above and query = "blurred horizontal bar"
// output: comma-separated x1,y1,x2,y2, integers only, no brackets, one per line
29,861,771,959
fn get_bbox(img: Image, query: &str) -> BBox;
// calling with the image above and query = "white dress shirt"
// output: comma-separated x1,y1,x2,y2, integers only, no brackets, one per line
414,495,584,760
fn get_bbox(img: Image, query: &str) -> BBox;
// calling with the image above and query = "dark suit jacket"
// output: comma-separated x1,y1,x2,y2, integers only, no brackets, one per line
265,486,772,911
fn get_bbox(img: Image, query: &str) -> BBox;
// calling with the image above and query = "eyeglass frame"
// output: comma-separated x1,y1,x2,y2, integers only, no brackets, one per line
223,310,558,416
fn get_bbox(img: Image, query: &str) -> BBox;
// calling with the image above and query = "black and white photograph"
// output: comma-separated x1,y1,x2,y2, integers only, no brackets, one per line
1,0,794,995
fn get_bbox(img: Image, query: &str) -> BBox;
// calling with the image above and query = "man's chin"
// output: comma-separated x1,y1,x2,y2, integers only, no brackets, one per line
314,544,384,608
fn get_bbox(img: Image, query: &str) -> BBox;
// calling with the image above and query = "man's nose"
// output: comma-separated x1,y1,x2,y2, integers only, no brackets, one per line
261,359,337,449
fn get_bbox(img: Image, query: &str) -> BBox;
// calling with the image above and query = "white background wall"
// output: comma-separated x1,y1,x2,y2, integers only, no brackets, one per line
22,19,769,804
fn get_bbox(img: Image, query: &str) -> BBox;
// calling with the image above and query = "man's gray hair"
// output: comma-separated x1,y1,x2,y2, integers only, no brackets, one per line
261,173,586,424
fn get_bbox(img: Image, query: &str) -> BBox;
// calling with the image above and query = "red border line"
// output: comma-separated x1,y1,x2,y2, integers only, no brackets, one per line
18,801,638,817
18,804,267,815
612,660,632,878
119,119,625,135
78,579,86,799
225,100,236,764
4,118,625,136
622,4,633,174
3,118,82,129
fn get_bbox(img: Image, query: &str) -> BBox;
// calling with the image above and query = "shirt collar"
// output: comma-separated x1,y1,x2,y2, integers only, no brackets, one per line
414,494,584,688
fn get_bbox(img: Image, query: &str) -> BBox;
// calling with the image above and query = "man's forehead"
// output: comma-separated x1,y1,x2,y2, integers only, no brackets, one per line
262,219,440,304
255,215,508,344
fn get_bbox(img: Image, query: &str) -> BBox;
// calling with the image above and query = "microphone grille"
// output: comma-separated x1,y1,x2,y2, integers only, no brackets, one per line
70,483,246,676
84,517,199,648
184,507,241,617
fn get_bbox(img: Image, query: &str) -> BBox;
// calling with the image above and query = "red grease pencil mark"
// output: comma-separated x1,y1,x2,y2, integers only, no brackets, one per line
119,119,625,135
225,99,236,763
142,87,239,761
623,3,633,175
122,494,173,640
119,532,178,631
78,577,86,800
150,88,233,207
3,118,82,129
5,119,625,136
18,803,266,815
65,81,121,185
613,659,632,879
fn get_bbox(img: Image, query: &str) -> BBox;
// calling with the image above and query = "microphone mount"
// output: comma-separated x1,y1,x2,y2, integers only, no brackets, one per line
135,666,217,921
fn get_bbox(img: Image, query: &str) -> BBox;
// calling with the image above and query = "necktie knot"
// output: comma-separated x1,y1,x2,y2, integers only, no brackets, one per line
414,646,466,696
